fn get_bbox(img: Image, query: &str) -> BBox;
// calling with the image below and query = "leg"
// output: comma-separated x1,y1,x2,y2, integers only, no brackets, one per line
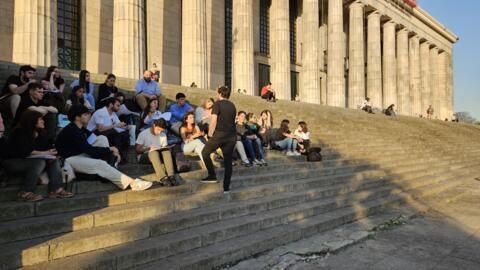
3,159,46,193
291,139,298,151
147,150,167,179
157,95,167,113
45,159,63,192
220,136,236,191
275,138,289,150
160,150,175,176
135,94,148,111
235,141,248,161
9,94,21,119
170,122,182,136
254,138,265,159
43,113,58,143
201,135,224,178
242,139,256,160
66,155,133,189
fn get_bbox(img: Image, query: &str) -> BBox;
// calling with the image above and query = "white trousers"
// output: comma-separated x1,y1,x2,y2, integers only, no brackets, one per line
235,141,248,161
182,139,205,161
65,135,133,189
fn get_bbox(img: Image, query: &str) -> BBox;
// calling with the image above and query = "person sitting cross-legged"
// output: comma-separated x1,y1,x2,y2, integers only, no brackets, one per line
135,70,167,112
135,119,177,186
56,105,152,191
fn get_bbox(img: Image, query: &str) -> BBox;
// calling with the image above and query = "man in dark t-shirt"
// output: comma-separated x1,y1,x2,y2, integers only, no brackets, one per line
201,86,237,192
0,65,37,128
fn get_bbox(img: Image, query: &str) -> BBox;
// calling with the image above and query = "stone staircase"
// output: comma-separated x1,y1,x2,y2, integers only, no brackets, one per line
0,61,480,269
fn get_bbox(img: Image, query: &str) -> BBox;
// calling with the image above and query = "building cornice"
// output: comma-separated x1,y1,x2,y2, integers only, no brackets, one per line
413,7,459,44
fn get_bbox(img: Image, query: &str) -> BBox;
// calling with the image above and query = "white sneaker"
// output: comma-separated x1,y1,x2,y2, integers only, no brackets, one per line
253,159,262,166
286,151,295,156
130,178,153,191
293,151,302,156
260,159,268,166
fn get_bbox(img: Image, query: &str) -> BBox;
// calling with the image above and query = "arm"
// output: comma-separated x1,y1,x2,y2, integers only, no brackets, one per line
9,83,30,95
27,106,49,115
135,143,149,154
58,83,65,93
97,122,125,133
208,114,218,138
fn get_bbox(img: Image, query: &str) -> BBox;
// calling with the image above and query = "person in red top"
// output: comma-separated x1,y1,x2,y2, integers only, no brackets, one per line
260,82,276,102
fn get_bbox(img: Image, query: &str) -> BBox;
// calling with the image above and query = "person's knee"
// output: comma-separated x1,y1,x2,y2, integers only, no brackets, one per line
96,135,110,147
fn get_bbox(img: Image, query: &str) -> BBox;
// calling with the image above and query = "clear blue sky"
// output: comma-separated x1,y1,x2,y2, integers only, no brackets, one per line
420,0,480,119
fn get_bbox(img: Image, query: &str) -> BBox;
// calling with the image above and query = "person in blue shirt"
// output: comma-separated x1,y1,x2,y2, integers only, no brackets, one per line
135,70,167,112
70,70,96,109
169,92,194,135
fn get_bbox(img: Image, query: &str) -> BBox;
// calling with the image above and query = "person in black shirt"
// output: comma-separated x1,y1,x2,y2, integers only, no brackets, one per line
97,74,119,109
0,65,36,128
41,66,66,113
2,111,73,202
201,86,237,193
15,83,58,143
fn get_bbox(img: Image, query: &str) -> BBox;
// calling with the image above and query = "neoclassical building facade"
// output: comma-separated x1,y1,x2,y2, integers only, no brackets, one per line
0,0,458,119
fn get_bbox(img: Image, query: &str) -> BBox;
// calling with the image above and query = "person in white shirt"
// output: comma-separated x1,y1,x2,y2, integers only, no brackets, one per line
360,97,374,114
135,119,176,186
88,97,132,163
293,121,311,154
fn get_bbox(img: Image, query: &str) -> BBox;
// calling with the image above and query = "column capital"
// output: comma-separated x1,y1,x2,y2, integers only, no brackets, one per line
350,1,364,9
397,27,409,34
367,11,381,18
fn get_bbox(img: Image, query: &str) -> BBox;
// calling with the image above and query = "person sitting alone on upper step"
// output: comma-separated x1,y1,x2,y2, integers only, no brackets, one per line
56,105,152,191
360,97,374,114
260,82,276,102
385,104,396,117
135,70,167,112
135,119,177,187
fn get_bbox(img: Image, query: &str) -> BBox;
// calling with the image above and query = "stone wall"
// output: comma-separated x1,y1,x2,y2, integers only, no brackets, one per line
0,0,15,62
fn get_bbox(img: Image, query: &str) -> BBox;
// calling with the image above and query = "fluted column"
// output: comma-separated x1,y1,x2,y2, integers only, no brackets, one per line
446,52,454,119
366,12,382,109
13,0,58,66
396,28,410,115
113,0,146,79
301,0,320,104
270,0,291,100
382,21,397,108
420,41,431,116
327,0,346,107
438,51,448,120
181,0,208,88
409,35,421,116
347,2,365,109
430,46,439,119
232,0,255,95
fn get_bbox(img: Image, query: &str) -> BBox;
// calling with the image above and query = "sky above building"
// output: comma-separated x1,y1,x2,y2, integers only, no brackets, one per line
420,0,480,120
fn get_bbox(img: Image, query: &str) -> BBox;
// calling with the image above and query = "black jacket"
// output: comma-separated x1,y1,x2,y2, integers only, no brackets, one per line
1,128,49,159
56,123,111,159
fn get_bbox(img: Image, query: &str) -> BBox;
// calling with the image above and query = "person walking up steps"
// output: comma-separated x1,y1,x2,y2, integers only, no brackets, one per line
201,86,237,194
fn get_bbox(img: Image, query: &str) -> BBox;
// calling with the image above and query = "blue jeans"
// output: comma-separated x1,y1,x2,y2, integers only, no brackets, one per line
275,138,297,151
242,138,265,160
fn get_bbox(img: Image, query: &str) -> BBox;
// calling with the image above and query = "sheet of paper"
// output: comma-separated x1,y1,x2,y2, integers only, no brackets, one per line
87,133,97,145
27,154,56,160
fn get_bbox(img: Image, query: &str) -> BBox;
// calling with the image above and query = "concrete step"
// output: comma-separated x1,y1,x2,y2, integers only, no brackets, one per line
18,167,479,270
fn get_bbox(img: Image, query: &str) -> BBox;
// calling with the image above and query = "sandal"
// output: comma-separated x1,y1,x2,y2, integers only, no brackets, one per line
48,188,74,199
17,191,44,202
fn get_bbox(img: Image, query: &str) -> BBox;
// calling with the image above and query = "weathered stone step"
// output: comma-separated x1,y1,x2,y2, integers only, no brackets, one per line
20,168,478,270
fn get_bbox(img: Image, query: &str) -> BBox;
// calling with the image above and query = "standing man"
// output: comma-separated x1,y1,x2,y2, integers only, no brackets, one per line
201,86,237,193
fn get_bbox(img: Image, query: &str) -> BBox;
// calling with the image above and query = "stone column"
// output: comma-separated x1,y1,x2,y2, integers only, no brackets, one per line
396,28,410,115
366,12,382,109
327,0,345,107
113,0,146,79
420,41,431,116
181,0,208,88
438,51,447,120
382,21,397,108
232,0,255,95
319,25,328,105
301,0,320,104
347,2,365,109
409,35,421,116
446,52,454,119
270,0,291,100
429,46,439,119
12,0,58,66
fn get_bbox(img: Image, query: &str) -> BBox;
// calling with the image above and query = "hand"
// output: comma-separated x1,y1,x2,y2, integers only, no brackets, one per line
28,79,37,84
109,146,119,156
46,149,58,156
114,122,127,129
50,72,56,78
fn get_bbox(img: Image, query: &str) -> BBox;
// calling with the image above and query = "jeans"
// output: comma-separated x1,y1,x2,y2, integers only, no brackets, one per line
242,138,264,160
84,93,96,109
275,138,297,151
3,158,63,193
202,131,236,191
139,149,175,179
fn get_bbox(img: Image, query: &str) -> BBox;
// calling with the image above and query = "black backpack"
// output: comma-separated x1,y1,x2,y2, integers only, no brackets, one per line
307,147,322,162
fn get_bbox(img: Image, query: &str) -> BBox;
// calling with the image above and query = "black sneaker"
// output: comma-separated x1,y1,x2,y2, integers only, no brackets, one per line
167,176,178,186
201,176,218,183
159,176,172,187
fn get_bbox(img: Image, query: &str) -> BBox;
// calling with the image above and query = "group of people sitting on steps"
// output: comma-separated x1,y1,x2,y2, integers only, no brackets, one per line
0,65,312,202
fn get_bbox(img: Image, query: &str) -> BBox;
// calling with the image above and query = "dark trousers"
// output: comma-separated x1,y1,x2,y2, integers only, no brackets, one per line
3,158,63,193
201,131,236,191
261,92,275,101
43,113,58,144
99,129,130,159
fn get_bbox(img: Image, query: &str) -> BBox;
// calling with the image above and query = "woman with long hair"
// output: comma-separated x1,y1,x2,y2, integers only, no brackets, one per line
70,70,96,108
41,65,66,113
195,97,214,132
97,74,119,108
1,111,73,202
293,121,311,154
65,86,93,112
180,112,206,162
258,110,273,147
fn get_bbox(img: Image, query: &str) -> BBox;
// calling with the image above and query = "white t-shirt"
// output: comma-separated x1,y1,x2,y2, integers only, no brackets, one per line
294,130,310,140
136,128,168,150
87,107,121,131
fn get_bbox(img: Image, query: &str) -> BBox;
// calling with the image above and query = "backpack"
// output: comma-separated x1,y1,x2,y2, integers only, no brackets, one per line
307,147,322,162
